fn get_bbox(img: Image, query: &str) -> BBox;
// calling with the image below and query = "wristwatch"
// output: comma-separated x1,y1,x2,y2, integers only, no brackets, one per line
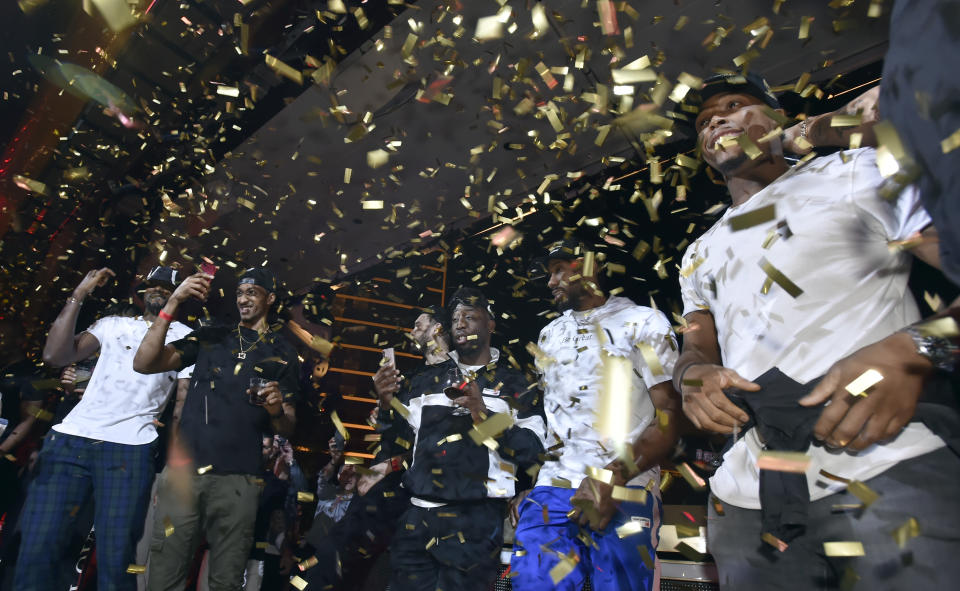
902,326,958,372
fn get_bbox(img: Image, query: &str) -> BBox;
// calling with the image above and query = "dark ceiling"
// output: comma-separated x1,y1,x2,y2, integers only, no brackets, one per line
0,0,895,338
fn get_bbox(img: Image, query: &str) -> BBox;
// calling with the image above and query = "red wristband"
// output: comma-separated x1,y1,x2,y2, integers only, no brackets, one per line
390,456,402,473
157,310,174,322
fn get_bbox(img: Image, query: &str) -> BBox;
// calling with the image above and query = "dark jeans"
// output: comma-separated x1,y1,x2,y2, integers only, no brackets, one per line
707,447,960,590
390,499,506,591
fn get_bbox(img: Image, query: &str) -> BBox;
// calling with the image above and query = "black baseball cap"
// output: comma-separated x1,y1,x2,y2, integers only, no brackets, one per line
699,71,780,110
239,267,277,293
140,266,179,290
447,287,494,319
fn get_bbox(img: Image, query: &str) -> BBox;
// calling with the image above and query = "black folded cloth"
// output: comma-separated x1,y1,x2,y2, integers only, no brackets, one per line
726,367,824,545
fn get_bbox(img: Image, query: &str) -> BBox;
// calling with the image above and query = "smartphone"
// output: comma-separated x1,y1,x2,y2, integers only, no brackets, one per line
382,347,395,367
200,257,217,277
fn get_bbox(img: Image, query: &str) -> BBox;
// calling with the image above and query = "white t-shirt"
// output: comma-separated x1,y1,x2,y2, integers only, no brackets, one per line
53,316,193,445
534,296,678,489
679,148,944,509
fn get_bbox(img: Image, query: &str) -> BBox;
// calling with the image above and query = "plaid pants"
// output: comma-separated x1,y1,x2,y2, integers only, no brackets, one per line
14,431,156,591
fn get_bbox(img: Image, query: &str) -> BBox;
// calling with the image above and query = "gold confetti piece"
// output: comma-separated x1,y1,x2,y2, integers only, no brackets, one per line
585,466,614,485
799,16,814,40
331,411,350,442
757,451,810,473
729,204,776,231
941,128,960,154
679,257,704,279
475,15,504,41
819,469,850,484
389,397,410,420
264,54,303,85
531,3,549,37
675,541,709,561
197,465,213,475
12,175,48,195
361,200,384,210
677,462,706,490
758,257,804,298
847,480,879,507
615,520,646,538
542,504,550,524
639,545,654,569
596,353,631,443
660,471,674,492
468,412,514,444
548,550,579,585
823,541,865,557
367,149,389,168
874,120,912,177
297,491,315,503
637,342,665,376
844,369,883,397
163,516,175,537
675,523,700,538
216,86,240,98
298,556,319,572
891,517,920,549
612,486,647,503
290,575,309,590
611,68,657,84
597,0,618,35
831,114,863,128
126,565,146,574
736,134,763,160
915,316,960,339
91,0,138,31
343,168,352,183
762,532,789,552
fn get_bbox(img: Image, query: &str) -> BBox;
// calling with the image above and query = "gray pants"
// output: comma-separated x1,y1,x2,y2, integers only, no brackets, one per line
707,447,960,590
146,467,261,591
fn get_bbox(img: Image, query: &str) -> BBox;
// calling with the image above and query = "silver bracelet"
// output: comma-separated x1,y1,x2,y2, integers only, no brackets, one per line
67,295,83,306
799,119,807,139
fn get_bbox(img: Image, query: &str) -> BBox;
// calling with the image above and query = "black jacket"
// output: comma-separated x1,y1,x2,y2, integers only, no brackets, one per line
378,352,546,502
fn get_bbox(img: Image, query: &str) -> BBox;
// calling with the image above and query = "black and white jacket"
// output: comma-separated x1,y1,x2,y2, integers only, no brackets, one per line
379,348,546,503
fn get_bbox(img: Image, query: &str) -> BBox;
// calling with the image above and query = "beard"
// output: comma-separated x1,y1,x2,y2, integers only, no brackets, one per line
145,296,168,316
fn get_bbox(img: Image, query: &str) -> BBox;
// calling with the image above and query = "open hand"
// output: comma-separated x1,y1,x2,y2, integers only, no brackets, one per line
680,364,755,433
74,267,116,299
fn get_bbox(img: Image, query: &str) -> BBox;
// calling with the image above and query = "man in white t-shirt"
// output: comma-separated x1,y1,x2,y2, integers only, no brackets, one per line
511,240,681,591
15,265,193,591
675,73,958,588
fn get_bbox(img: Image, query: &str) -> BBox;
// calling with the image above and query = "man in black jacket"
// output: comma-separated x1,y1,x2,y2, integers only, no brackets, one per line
374,288,546,591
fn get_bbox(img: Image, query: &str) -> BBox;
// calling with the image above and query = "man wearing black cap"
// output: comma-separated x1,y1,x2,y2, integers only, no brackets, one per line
511,240,680,591
374,287,546,591
673,73,956,588
133,267,300,591
15,266,194,591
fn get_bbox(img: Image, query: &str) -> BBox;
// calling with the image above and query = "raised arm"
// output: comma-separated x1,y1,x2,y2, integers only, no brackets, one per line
783,86,880,154
133,273,210,374
674,310,755,434
43,268,114,367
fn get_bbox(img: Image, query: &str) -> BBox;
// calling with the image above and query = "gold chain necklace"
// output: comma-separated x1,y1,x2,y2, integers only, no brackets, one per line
237,325,265,360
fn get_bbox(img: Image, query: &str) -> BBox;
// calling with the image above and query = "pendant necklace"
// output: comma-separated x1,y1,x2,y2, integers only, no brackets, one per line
237,325,264,360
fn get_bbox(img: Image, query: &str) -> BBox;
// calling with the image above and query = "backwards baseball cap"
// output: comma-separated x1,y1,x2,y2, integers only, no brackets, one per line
699,71,780,110
238,267,277,293
542,239,584,262
447,287,494,319
140,266,179,289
